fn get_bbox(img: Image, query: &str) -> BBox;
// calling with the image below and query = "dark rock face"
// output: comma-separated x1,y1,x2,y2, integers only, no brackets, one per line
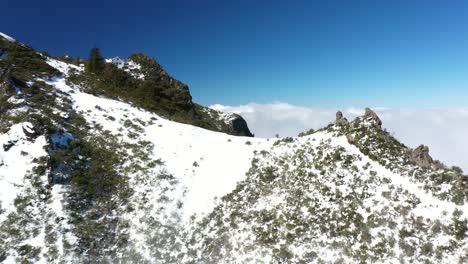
335,111,349,127
194,105,254,137
364,108,382,127
227,115,254,137
411,145,435,169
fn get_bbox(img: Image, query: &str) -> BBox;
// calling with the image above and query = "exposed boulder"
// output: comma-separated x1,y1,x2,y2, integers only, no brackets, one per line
364,108,382,127
195,105,254,137
3,140,17,152
335,111,349,127
22,122,38,141
411,145,436,169
433,160,446,170
226,115,254,137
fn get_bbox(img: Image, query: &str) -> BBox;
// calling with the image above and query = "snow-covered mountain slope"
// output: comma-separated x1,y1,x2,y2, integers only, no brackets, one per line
0,122,47,218
1,32,468,263
186,128,468,263
45,58,270,223
0,47,270,262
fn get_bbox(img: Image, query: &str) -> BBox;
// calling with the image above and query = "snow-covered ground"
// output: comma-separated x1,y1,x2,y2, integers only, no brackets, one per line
45,58,273,222
0,123,47,220
147,115,270,221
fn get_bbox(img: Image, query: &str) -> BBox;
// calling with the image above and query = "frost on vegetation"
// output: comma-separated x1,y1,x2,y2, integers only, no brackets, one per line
185,131,468,263
105,56,144,79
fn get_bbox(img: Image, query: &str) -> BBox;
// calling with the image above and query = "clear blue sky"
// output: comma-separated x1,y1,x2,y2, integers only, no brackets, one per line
2,0,468,107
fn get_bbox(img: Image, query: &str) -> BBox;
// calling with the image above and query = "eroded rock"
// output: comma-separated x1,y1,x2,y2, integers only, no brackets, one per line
227,115,254,137
335,111,349,127
364,108,382,127
411,145,434,169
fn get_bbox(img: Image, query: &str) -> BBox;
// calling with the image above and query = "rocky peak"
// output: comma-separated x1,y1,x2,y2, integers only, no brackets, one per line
411,145,435,169
335,111,349,127
363,107,382,127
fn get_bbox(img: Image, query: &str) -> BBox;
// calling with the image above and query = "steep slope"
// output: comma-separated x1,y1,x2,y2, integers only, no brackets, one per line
69,53,253,137
185,113,468,263
0,32,262,262
0,32,467,263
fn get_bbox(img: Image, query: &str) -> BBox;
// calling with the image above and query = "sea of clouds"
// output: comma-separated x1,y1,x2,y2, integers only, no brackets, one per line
211,103,468,172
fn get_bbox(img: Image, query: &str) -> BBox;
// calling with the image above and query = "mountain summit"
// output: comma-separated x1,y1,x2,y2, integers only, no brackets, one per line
0,33,467,263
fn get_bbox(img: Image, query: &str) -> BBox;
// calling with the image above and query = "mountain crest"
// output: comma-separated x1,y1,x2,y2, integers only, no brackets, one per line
363,107,383,127
0,33,253,137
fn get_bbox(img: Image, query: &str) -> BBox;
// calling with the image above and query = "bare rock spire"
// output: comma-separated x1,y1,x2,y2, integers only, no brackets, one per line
364,108,382,127
335,111,349,126
411,145,438,169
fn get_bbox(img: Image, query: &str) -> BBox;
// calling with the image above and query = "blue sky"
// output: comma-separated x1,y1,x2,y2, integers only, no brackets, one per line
2,0,468,107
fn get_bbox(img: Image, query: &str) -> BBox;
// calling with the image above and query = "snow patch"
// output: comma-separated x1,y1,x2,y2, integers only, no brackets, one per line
46,58,83,75
0,123,47,220
106,57,126,68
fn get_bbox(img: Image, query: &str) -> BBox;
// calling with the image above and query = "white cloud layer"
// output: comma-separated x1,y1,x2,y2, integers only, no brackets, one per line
211,103,468,172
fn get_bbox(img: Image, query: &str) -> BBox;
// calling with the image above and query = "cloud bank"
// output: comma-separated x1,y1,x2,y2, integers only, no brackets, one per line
211,103,468,172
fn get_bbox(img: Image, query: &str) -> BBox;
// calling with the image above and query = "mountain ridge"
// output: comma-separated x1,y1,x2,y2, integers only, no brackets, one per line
0,32,253,137
1,32,468,263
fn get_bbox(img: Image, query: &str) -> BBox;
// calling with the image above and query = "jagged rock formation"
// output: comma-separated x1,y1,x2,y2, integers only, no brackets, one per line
411,145,433,168
195,105,254,137
410,144,446,170
364,107,382,127
335,110,349,126
226,114,254,136
343,109,447,171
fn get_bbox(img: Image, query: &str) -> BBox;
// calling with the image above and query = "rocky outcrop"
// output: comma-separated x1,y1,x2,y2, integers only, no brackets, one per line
196,105,254,137
335,111,349,127
226,115,254,137
3,140,17,152
410,145,445,169
127,53,254,137
364,108,382,127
